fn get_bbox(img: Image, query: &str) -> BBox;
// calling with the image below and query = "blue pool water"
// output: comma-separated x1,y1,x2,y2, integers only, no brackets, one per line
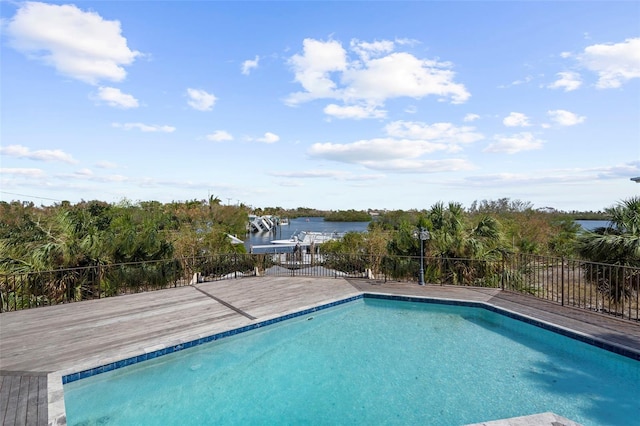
64,299,640,425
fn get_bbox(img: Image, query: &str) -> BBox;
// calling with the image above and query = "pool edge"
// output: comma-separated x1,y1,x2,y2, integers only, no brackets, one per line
49,291,640,426
48,293,364,426
363,292,640,362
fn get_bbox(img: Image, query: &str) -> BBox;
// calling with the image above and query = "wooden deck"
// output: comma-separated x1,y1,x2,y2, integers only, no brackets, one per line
0,277,638,426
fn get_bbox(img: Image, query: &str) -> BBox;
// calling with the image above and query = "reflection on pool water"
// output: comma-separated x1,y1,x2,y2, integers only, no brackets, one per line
64,298,640,425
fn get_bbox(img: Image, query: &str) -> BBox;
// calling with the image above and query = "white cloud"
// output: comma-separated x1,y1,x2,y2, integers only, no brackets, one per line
276,180,305,187
287,38,348,104
206,130,233,142
270,170,349,179
95,87,139,108
384,121,484,146
343,173,386,181
95,161,118,169
270,170,385,182
101,174,128,183
256,132,280,143
323,103,387,119
74,168,94,177
5,2,140,84
350,39,395,61
547,71,582,92
286,38,469,111
342,52,470,104
579,37,640,88
461,161,640,187
547,109,586,126
112,123,176,132
307,137,475,173
592,160,640,179
503,112,531,127
499,75,533,88
460,172,574,186
241,56,259,75
394,38,419,47
307,119,483,173
309,138,446,163
359,158,473,173
484,132,544,154
187,88,216,111
0,144,77,163
0,168,46,178
463,113,480,122
60,170,129,183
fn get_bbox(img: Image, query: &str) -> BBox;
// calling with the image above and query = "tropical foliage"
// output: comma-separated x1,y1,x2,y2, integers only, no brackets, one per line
576,197,640,302
3,196,637,310
0,198,249,274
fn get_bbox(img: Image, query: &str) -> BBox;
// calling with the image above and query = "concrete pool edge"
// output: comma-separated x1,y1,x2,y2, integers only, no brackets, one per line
48,291,640,426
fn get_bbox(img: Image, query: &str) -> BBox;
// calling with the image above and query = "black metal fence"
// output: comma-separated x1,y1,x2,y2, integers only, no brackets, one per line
1,253,638,322
505,254,640,322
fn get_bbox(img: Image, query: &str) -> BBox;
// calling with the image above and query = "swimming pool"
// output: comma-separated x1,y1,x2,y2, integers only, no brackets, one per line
63,296,640,425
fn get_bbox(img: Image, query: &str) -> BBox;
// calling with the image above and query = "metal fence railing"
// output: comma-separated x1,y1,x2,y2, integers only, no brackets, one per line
1,253,638,322
504,254,640,322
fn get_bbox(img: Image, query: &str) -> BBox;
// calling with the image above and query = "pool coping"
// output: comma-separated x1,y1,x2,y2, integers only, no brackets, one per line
48,291,640,426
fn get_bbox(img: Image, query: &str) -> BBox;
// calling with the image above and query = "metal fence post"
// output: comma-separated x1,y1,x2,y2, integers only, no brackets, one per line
561,257,565,306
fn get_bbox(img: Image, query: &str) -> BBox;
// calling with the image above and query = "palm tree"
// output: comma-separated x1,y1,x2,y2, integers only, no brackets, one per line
426,202,501,259
576,197,640,302
427,203,503,286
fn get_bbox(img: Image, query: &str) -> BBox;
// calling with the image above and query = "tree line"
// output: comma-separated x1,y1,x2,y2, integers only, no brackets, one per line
321,197,639,269
0,198,248,274
0,196,637,276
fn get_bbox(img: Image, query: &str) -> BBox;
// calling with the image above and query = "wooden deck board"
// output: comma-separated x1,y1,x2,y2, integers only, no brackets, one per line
14,378,28,426
36,377,47,426
0,376,7,424
1,277,638,426
2,376,20,426
0,375,20,425
25,377,38,426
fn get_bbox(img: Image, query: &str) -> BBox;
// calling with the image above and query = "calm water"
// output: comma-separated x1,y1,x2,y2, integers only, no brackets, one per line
245,216,370,250
64,299,639,425
246,218,607,250
575,219,611,231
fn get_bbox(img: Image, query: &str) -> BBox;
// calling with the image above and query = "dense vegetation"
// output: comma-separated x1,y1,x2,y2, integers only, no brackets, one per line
323,210,372,222
0,197,248,274
0,196,636,277
319,198,638,295
574,197,640,302
322,199,585,260
576,197,640,267
2,196,638,312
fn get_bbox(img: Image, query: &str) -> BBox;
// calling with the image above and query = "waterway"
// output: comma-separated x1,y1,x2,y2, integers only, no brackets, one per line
575,219,610,231
243,218,610,252
244,216,370,252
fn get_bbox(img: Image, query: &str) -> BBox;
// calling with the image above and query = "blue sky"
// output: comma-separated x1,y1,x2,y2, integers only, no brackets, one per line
1,1,639,211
